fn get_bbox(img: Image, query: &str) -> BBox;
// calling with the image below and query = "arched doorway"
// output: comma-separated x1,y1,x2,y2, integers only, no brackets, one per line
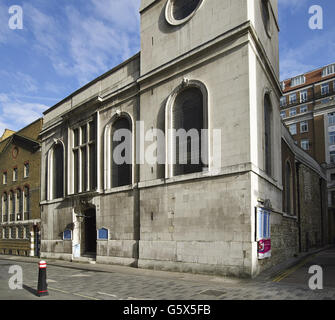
82,208,96,256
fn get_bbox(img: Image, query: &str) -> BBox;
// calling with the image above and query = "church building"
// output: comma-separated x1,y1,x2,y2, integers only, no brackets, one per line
39,0,328,277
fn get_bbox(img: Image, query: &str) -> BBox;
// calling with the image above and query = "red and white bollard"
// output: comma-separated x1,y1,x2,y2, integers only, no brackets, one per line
37,261,48,297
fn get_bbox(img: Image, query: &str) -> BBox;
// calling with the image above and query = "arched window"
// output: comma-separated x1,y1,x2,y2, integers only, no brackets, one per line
10,191,15,221
284,161,294,215
24,186,30,220
264,93,272,176
173,86,206,176
261,0,271,36
111,116,132,188
52,143,64,199
2,192,8,222
16,188,23,220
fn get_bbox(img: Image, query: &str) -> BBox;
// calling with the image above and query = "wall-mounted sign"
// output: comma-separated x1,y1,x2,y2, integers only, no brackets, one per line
97,228,108,240
329,145,335,152
63,229,72,240
256,207,271,259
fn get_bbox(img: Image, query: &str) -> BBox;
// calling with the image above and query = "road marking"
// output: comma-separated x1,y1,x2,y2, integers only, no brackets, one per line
48,287,70,295
96,292,149,300
73,292,100,300
97,292,119,299
49,287,100,300
272,254,316,282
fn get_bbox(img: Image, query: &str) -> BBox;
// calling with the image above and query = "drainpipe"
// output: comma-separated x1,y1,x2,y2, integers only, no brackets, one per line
296,162,302,252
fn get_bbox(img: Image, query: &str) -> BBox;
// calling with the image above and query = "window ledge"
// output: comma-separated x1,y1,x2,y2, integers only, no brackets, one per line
271,209,298,220
40,197,65,205
104,184,134,194
166,170,209,184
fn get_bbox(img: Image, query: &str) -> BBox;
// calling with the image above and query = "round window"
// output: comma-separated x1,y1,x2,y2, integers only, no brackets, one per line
12,147,18,159
165,0,203,26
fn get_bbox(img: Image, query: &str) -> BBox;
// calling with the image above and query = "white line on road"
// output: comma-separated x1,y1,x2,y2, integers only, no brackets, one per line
97,292,119,299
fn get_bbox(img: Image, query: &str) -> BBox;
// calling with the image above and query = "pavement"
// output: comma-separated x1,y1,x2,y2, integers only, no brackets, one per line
0,246,335,301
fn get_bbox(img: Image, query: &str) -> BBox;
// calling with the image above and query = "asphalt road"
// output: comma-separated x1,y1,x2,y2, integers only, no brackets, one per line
0,248,334,301
272,247,335,289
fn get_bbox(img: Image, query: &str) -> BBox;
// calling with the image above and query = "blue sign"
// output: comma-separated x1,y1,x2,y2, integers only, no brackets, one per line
98,228,108,240
63,229,72,240
256,208,271,241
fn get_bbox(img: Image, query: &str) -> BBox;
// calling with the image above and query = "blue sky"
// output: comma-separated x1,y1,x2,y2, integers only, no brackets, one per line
0,0,334,133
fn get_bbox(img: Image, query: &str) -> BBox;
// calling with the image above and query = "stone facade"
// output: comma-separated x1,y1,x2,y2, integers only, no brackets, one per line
39,0,327,278
0,119,42,256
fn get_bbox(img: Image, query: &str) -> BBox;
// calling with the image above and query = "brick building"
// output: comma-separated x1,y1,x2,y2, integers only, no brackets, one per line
280,63,335,243
0,119,42,256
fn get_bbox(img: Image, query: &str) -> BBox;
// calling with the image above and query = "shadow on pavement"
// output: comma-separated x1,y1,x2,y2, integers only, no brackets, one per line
23,284,37,297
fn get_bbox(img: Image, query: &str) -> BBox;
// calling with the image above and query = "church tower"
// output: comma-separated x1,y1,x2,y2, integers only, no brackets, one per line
137,0,282,277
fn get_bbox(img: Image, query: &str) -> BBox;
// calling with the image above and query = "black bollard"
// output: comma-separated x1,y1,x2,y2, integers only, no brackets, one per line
37,261,48,297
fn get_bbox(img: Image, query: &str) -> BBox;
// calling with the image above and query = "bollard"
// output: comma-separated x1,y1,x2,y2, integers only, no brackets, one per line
37,261,48,297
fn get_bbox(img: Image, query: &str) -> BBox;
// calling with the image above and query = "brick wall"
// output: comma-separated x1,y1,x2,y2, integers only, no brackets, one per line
0,119,42,256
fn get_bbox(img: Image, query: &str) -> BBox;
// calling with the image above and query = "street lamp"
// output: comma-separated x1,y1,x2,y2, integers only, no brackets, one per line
75,214,86,223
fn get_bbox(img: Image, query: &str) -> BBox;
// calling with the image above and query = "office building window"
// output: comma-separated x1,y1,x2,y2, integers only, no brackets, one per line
330,151,335,164
301,139,310,150
289,108,297,116
291,75,305,87
300,121,308,133
289,93,297,104
329,113,335,126
280,111,286,119
329,131,335,145
321,83,329,95
300,90,308,103
289,124,297,135
322,64,335,77
300,105,308,113
280,97,286,107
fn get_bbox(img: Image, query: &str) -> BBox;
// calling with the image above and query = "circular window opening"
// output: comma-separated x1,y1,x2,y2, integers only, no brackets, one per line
261,0,272,37
166,0,203,26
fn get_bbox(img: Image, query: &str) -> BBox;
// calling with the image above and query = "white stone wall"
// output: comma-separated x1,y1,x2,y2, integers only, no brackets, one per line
138,173,253,277
40,0,295,278
140,0,248,75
